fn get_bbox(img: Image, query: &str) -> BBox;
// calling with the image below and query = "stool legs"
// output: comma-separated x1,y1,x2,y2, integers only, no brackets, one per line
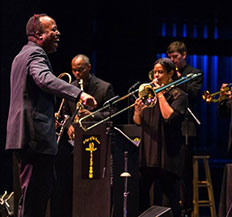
193,157,199,217
192,156,217,217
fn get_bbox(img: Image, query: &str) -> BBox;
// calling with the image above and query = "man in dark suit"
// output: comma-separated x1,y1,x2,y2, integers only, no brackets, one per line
63,54,115,140
167,41,203,216
218,83,232,154
50,54,115,217
218,83,232,217
5,14,97,217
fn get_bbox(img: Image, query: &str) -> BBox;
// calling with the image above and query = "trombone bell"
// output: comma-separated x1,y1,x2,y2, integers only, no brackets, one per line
138,83,156,107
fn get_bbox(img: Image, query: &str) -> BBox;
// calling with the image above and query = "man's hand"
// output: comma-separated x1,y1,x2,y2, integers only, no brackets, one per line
67,124,75,140
80,92,97,110
54,112,62,129
219,83,232,101
78,108,92,118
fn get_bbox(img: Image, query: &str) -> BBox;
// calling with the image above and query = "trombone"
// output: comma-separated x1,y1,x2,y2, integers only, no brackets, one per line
78,72,202,131
202,83,232,103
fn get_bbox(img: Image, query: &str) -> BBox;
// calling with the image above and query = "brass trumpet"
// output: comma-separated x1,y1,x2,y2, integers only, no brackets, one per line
202,83,232,103
78,72,202,131
55,72,72,144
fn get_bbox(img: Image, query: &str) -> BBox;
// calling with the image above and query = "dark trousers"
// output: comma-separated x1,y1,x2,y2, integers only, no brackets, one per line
50,141,73,217
139,167,181,217
15,150,55,217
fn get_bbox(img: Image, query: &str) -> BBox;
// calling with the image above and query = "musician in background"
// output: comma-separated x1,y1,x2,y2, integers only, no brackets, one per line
167,41,203,216
218,83,232,154
50,54,115,217
133,58,188,217
218,83,232,217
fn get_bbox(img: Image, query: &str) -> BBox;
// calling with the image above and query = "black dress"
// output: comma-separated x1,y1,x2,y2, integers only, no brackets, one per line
139,87,188,217
140,87,188,177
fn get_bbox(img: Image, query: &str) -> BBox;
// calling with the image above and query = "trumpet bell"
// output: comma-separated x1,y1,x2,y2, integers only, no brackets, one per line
202,90,212,103
202,83,232,103
138,83,156,107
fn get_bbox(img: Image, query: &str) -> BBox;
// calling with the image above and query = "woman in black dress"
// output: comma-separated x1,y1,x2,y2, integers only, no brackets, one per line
133,58,188,217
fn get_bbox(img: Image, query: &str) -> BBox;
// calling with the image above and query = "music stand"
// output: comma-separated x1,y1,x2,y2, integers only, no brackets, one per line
73,122,111,217
112,124,141,217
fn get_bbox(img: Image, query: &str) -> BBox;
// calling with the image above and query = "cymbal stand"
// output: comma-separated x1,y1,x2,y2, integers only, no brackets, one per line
120,151,131,217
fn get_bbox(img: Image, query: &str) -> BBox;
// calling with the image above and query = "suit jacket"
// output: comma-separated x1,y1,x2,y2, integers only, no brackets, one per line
63,74,115,121
178,64,203,137
6,41,82,155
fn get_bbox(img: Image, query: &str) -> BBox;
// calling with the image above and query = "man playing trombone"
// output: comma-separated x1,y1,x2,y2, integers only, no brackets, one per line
133,58,188,217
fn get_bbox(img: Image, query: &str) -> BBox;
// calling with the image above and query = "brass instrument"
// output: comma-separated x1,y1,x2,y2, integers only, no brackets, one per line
74,79,84,123
67,79,85,140
78,72,202,131
55,72,72,144
55,72,72,121
80,78,84,90
202,83,232,103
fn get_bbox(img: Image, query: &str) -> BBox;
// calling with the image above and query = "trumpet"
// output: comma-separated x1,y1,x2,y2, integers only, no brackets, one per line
78,72,202,131
202,83,232,103
55,72,72,143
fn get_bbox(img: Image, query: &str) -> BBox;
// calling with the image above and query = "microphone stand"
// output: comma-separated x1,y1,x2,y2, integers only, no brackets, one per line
185,107,201,146
120,151,131,217
102,97,116,178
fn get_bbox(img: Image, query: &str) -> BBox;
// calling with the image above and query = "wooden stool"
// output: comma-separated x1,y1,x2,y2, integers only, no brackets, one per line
192,156,217,217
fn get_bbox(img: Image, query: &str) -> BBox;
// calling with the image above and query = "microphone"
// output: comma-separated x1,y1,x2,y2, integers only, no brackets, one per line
103,95,120,106
128,81,141,93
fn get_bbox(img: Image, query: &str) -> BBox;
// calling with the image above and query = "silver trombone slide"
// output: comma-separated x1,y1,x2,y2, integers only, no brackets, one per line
78,91,139,131
78,72,202,131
